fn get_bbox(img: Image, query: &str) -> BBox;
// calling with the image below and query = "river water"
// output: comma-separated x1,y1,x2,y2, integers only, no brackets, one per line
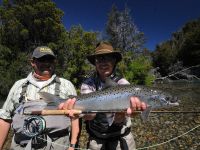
153,81,200,111
131,81,200,150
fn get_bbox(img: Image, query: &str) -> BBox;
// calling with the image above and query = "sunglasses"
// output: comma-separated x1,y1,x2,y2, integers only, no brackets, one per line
95,55,115,63
34,56,55,63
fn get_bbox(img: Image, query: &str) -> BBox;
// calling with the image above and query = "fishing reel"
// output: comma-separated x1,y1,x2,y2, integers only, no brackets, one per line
23,116,46,137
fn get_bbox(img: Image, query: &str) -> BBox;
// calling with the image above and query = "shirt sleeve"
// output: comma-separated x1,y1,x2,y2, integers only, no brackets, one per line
80,83,95,94
59,78,77,99
0,80,23,120
117,78,130,85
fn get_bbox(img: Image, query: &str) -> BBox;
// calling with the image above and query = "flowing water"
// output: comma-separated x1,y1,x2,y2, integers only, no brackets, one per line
131,81,200,150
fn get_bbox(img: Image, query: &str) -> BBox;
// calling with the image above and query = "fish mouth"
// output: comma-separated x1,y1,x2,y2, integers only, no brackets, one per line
169,102,179,106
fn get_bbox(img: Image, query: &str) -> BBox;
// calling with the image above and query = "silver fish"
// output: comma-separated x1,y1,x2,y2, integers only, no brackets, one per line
38,80,179,121
73,85,179,111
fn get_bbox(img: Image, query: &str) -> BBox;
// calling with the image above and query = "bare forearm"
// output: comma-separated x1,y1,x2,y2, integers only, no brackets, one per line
0,119,11,149
70,118,79,144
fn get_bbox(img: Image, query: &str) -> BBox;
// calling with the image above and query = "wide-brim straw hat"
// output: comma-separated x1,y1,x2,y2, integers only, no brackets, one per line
87,42,122,65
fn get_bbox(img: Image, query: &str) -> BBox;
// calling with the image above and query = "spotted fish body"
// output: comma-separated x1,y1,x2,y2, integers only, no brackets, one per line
74,84,179,112
38,81,179,121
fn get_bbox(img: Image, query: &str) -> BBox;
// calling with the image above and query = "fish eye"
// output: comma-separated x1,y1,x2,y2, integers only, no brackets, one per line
169,96,178,103
165,97,170,101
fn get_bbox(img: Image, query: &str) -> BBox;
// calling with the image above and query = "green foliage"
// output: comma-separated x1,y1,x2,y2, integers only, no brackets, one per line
56,25,98,87
0,45,31,100
0,0,65,101
0,45,13,99
0,0,64,52
152,40,178,76
177,18,200,66
118,52,154,85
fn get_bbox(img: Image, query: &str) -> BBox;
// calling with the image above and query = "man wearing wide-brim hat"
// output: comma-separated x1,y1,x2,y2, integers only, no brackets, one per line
87,41,122,66
79,41,147,150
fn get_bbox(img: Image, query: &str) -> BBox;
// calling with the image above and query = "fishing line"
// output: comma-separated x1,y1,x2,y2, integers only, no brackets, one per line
30,123,200,150
136,124,200,150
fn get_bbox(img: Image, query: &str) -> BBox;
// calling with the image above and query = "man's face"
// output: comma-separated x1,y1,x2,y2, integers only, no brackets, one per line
95,54,116,80
31,55,56,77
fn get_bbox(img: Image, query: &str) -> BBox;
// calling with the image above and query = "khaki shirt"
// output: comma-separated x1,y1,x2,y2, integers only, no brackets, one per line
0,73,77,120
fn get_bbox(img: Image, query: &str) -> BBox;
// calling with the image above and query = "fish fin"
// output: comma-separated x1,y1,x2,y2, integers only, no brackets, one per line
104,77,118,88
38,92,65,105
141,106,152,122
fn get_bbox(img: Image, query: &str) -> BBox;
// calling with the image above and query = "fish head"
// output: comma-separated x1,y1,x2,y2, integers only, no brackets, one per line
163,95,179,107
148,90,179,108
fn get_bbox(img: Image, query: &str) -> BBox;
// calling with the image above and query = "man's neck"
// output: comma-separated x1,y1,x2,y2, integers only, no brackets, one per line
33,72,51,81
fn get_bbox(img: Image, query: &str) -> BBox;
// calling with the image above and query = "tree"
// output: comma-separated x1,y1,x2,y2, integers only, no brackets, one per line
0,0,65,52
177,18,200,66
57,25,98,87
105,5,153,85
152,40,178,76
152,18,200,76
0,0,65,100
106,5,145,53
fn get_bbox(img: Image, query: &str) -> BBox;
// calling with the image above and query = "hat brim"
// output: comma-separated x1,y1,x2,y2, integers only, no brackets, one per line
87,52,122,65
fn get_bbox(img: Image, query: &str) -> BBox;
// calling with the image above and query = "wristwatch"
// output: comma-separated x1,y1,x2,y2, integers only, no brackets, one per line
70,144,76,148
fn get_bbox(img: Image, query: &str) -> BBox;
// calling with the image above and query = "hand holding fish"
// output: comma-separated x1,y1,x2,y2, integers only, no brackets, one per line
58,98,77,117
127,97,147,115
114,97,147,123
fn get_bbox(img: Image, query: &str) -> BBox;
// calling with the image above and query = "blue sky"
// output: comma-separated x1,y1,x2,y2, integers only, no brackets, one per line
53,0,200,50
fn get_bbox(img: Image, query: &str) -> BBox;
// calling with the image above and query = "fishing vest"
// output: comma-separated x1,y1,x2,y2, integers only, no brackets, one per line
85,73,131,139
11,77,70,150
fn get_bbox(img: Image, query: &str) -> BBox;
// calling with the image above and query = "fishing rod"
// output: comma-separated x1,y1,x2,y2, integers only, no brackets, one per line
23,109,200,115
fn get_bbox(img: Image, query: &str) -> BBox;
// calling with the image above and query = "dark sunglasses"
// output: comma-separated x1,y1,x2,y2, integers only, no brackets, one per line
95,55,115,63
34,56,55,63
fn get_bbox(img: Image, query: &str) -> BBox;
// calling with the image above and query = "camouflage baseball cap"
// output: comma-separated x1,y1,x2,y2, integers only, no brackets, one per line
32,46,56,58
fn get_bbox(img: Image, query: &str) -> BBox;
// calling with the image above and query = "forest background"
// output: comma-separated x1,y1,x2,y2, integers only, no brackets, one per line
0,0,199,101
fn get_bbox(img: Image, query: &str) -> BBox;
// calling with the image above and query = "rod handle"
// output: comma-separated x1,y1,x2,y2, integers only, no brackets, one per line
24,109,82,115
